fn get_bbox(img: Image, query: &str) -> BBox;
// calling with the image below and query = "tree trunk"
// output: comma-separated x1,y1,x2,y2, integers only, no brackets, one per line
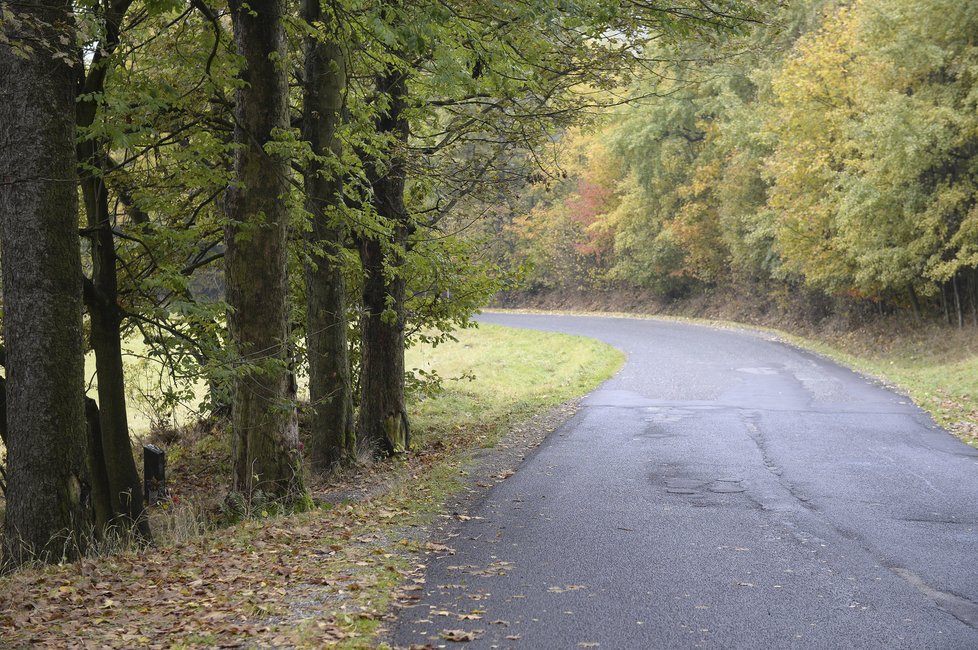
74,0,147,540
952,273,963,329
0,1,93,565
77,63,150,539
80,199,150,539
358,66,411,456
972,268,977,329
301,4,355,471
85,398,114,534
226,0,304,501
907,285,922,322
358,236,410,455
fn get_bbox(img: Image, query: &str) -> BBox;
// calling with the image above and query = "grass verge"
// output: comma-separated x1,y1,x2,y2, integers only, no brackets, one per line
0,321,623,649
408,322,624,449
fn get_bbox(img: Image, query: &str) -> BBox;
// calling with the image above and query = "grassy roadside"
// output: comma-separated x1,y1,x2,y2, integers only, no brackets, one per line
0,322,623,649
488,308,978,449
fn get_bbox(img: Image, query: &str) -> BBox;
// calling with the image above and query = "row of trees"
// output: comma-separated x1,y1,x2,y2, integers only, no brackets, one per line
500,0,978,325
0,0,759,566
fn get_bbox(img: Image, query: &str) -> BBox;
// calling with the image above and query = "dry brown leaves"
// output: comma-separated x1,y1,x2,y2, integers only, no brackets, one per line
0,504,409,649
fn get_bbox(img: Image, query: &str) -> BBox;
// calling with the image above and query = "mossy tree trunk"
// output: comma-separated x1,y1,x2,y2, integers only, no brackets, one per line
226,0,305,501
301,2,355,472
0,0,94,566
358,66,411,456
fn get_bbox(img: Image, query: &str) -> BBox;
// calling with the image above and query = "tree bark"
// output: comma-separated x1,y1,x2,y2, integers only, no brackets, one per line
358,66,411,456
0,1,93,565
85,398,114,534
226,0,304,500
302,3,355,471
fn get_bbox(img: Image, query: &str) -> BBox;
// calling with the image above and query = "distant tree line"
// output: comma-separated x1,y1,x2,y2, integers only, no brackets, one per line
0,0,759,567
496,0,978,326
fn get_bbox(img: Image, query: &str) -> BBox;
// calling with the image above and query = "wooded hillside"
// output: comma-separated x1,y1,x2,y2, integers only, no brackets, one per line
491,0,978,327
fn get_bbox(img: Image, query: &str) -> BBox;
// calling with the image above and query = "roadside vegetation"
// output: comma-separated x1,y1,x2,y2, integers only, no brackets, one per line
0,323,623,649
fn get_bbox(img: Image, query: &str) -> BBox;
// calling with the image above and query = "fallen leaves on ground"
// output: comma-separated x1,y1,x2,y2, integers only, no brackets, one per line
0,504,406,649
0,375,585,648
440,628,484,641
0,447,461,650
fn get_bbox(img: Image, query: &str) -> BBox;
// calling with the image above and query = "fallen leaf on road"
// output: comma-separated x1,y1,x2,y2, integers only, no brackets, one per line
441,628,484,641
425,542,456,554
548,584,586,593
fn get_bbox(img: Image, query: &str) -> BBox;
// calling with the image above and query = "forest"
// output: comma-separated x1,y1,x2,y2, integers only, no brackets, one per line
493,0,978,328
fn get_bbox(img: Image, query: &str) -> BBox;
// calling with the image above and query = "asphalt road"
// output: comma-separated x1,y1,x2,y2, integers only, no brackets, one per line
394,313,978,649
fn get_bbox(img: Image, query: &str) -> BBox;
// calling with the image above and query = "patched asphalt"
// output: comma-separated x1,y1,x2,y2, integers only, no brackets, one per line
393,313,978,649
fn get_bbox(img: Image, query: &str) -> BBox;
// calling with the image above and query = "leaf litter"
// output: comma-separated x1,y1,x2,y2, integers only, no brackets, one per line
1,398,586,648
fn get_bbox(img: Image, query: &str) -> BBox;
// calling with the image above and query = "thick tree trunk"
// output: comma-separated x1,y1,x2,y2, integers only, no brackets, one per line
226,0,304,500
358,235,410,455
0,1,93,565
302,8,355,472
358,67,411,456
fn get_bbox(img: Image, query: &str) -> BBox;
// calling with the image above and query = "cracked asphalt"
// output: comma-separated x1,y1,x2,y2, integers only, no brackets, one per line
393,313,978,649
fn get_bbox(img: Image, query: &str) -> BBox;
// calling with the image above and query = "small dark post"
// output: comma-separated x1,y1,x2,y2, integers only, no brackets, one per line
143,444,166,505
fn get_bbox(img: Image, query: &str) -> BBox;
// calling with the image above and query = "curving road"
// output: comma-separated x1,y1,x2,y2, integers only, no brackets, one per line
394,313,978,649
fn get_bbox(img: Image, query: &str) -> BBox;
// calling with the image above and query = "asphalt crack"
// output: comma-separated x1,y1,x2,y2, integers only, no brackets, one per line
889,567,978,630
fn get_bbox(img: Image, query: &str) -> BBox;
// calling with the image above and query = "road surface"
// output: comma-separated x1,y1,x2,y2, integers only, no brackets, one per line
394,313,978,649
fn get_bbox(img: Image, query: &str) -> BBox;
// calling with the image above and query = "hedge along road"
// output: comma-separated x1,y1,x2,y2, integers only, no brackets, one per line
394,312,978,649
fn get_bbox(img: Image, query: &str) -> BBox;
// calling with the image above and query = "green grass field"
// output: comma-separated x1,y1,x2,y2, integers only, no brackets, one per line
406,322,624,448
